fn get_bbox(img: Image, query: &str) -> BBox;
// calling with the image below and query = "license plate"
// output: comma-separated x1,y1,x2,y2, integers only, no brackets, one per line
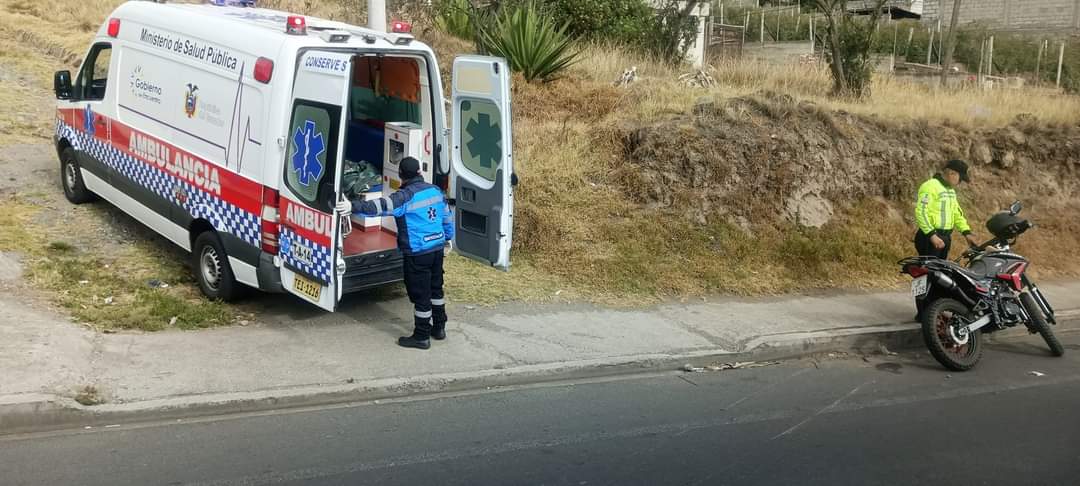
911,275,929,297
293,273,322,301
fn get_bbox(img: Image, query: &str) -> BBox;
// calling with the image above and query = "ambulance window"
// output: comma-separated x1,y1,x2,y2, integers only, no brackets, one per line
349,57,420,124
284,101,341,211
75,43,112,101
458,99,502,182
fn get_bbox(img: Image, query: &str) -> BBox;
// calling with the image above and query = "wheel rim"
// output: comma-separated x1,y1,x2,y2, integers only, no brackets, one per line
935,309,974,358
200,246,222,292
64,161,78,192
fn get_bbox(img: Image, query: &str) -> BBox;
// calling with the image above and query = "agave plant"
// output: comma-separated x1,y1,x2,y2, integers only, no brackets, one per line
475,1,581,83
435,0,476,40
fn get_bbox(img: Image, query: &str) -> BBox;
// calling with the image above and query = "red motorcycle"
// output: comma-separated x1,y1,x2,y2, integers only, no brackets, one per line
899,202,1063,371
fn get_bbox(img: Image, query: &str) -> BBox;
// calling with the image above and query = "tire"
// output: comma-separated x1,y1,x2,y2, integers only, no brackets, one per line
921,298,984,371
192,231,241,302
60,148,96,204
1021,292,1065,357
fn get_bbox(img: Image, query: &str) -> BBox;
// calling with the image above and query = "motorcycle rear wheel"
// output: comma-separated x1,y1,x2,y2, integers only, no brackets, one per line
1021,292,1065,357
922,298,984,371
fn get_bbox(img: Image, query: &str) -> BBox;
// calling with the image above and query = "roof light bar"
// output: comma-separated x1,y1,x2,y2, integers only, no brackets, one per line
209,0,257,6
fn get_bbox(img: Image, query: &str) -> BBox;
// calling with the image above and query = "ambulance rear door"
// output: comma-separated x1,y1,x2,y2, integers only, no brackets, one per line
450,56,514,271
278,50,351,311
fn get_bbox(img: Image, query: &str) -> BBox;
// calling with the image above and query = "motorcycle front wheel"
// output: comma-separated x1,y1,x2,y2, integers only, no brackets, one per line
922,298,984,371
1021,292,1065,357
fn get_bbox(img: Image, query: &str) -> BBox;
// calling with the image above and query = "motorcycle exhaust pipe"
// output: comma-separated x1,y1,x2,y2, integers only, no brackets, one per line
935,273,976,307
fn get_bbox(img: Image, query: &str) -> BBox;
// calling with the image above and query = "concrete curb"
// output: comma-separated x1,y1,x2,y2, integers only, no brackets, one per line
3,310,1078,436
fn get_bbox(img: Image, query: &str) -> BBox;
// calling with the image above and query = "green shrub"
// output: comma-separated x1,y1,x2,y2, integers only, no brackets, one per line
545,0,653,44
639,0,702,66
476,1,581,83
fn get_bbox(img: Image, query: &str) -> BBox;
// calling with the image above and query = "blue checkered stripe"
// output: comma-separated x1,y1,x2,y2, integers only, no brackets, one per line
279,226,332,284
59,121,260,249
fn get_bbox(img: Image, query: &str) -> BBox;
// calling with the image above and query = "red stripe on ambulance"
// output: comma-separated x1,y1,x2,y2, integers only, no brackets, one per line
59,108,264,215
282,198,333,246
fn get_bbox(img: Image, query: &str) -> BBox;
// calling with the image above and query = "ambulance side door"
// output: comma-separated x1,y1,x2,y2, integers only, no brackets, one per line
278,51,351,311
450,56,514,271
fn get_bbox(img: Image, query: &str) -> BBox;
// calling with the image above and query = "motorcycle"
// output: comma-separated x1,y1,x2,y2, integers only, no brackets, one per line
899,201,1064,371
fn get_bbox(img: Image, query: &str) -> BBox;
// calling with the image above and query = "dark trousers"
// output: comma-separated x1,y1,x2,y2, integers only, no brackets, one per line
403,251,447,339
913,230,952,318
914,230,952,259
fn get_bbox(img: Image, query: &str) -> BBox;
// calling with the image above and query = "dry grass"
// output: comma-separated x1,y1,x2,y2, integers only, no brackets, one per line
0,196,236,330
2,1,1078,308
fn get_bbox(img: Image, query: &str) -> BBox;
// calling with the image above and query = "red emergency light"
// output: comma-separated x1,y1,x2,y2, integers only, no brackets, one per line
286,15,307,35
391,21,412,34
254,57,274,84
107,18,121,38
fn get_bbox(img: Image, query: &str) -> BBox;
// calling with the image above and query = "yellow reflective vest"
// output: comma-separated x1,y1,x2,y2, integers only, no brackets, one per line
915,176,972,235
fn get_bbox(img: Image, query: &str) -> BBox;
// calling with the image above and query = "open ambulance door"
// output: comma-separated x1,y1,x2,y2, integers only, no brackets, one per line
450,56,514,271
278,51,351,311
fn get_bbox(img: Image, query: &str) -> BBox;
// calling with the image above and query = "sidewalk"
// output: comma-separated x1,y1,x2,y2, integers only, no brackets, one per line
3,280,1080,433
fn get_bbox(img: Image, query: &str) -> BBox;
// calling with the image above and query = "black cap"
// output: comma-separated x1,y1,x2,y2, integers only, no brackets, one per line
944,159,970,183
400,157,421,180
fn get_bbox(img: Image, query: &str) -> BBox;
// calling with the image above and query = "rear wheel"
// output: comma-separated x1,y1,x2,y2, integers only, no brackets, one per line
921,298,984,371
1021,292,1065,357
60,148,96,204
193,231,240,302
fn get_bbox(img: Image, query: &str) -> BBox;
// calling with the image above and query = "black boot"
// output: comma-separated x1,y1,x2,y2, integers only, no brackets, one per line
432,304,447,340
397,335,431,350
431,323,447,341
400,315,432,349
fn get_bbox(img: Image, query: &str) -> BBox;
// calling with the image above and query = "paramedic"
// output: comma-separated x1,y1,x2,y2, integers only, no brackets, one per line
337,157,453,350
914,159,979,259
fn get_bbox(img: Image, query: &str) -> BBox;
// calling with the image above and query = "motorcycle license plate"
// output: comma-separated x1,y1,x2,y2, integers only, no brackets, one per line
911,275,929,297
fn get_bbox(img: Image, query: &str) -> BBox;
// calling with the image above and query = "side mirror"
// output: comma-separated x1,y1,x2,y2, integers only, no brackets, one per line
54,70,73,100
1009,201,1023,215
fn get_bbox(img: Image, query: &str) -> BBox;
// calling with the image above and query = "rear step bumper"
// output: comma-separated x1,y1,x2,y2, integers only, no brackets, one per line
342,249,403,293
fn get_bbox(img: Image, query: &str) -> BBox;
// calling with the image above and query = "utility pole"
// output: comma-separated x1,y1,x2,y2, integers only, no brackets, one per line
744,11,750,46
939,0,962,87
1057,41,1066,88
1035,39,1046,85
368,0,386,32
904,27,914,59
760,11,765,44
980,37,989,85
926,26,934,65
935,17,942,64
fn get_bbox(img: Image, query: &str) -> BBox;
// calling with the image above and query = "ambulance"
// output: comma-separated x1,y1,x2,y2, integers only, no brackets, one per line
52,0,514,311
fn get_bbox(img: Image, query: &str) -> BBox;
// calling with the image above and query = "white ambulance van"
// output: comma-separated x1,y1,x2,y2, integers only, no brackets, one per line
52,0,514,311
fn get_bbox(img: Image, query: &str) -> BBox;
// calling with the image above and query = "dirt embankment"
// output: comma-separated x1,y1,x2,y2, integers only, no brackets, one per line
615,92,1080,279
619,92,1080,228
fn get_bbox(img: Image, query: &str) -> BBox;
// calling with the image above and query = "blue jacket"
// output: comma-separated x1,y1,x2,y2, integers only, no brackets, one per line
353,177,454,256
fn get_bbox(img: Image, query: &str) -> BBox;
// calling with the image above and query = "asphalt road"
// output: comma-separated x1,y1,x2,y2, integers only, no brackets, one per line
3,331,1079,486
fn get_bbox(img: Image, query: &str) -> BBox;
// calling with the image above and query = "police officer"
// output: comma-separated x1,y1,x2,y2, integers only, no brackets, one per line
914,159,979,259
337,157,453,350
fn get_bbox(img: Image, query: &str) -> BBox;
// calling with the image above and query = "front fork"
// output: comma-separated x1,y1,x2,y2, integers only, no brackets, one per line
1022,275,1056,325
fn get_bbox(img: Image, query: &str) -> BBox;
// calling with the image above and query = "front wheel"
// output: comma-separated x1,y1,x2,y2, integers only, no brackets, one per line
60,148,97,204
921,298,984,371
1021,292,1065,357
